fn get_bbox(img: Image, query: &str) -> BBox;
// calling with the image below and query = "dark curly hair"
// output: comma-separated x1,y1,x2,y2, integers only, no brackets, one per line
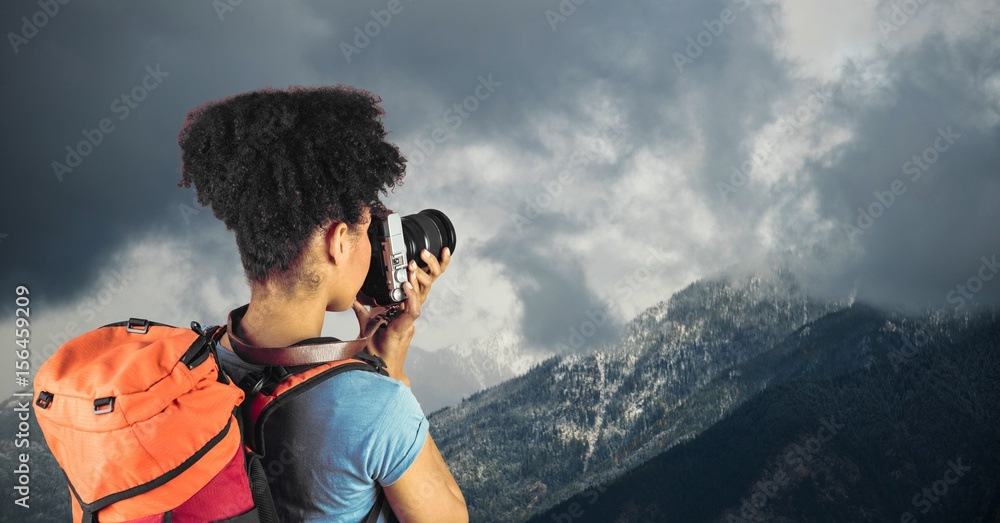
177,85,406,293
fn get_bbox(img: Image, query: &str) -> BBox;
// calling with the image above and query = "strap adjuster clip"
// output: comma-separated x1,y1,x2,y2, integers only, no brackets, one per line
36,391,53,409
93,397,115,415
125,318,150,334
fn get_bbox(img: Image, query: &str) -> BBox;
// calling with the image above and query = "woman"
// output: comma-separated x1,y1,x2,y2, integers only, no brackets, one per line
176,85,467,522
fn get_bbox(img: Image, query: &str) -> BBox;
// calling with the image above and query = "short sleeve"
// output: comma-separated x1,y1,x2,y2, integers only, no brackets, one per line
366,384,429,486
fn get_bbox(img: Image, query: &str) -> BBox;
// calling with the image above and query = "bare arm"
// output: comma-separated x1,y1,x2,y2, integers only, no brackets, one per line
383,432,468,522
352,247,466,521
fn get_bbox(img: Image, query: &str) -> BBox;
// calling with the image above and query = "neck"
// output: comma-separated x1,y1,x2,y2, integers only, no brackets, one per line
222,290,329,351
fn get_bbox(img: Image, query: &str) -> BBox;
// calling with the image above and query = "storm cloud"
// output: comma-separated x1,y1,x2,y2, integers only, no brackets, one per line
2,0,998,398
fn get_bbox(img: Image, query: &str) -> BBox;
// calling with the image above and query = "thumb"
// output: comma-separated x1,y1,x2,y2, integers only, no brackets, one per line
354,301,390,339
352,300,370,329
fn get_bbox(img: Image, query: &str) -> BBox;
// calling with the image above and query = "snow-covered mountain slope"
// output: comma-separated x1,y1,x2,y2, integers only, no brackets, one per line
430,269,873,522
407,327,552,414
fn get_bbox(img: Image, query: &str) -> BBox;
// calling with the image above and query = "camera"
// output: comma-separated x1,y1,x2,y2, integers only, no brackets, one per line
360,209,456,306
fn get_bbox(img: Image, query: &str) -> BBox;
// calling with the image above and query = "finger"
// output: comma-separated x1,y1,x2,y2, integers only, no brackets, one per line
352,300,373,330
352,300,378,340
411,264,434,291
408,259,431,294
419,249,443,278
402,280,421,319
440,246,451,271
356,301,390,323
409,267,420,296
352,300,369,322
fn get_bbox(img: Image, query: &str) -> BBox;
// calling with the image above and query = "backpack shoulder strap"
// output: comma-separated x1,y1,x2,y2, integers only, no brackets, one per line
213,308,401,521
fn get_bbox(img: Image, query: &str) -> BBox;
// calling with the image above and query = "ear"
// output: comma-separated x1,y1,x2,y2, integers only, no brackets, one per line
324,220,351,266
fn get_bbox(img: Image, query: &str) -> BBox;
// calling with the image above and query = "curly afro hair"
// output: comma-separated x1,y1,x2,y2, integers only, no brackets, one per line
177,85,406,292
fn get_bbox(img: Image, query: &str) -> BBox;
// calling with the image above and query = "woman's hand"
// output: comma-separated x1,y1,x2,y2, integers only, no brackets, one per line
351,247,451,384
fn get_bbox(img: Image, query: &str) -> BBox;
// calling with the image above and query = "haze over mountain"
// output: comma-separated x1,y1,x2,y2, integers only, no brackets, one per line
407,328,551,414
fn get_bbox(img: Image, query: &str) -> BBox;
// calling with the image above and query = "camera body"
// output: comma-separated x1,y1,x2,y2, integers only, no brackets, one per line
360,209,456,306
365,213,409,304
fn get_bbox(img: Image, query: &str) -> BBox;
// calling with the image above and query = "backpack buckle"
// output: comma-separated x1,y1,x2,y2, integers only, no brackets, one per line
354,352,388,375
125,318,150,334
36,391,53,409
239,372,267,397
93,397,115,415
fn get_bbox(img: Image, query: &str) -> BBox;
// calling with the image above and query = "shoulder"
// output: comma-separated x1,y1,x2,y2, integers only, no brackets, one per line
282,366,429,483
273,364,424,427
308,370,423,422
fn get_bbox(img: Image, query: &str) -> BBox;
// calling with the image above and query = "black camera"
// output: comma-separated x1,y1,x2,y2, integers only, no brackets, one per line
360,209,456,306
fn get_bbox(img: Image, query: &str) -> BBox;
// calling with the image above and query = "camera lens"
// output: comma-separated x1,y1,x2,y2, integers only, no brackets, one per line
401,209,457,267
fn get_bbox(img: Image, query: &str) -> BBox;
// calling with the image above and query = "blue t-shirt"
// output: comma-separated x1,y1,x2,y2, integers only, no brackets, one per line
212,328,428,522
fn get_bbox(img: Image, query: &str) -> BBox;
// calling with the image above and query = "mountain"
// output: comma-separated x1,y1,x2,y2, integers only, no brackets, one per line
529,313,1000,522
429,268,882,522
407,328,551,414
4,268,987,522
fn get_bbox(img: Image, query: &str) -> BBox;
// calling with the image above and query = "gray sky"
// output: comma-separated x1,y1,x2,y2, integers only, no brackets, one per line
2,0,998,397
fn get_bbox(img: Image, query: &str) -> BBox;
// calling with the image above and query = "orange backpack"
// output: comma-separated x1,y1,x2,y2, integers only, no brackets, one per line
33,318,277,522
33,304,399,522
